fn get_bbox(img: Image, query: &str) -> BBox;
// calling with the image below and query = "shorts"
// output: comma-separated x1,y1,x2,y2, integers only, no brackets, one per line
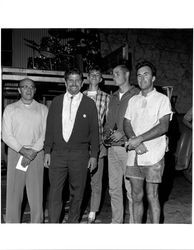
125,158,165,183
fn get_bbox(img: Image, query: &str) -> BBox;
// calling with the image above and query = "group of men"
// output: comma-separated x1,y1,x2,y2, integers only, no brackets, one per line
2,60,172,224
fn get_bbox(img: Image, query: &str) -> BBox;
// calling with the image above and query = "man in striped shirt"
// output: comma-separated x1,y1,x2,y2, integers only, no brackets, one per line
83,66,110,223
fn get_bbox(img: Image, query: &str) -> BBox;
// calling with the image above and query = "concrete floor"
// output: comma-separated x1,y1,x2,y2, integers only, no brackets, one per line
1,165,192,224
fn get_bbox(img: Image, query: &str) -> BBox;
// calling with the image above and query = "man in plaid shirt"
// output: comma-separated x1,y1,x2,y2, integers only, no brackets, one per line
83,65,110,223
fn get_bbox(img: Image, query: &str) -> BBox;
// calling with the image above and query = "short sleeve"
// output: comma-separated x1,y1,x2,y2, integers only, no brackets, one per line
158,95,173,120
124,98,133,120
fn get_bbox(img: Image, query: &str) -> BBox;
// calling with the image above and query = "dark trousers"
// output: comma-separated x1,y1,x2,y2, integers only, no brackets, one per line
48,149,89,223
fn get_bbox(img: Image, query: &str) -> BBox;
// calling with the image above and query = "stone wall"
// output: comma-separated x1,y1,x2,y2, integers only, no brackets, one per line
100,29,193,114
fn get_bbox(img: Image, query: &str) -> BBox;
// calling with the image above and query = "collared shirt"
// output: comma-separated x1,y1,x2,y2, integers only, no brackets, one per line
2,99,48,152
83,89,110,143
62,91,83,142
125,88,173,165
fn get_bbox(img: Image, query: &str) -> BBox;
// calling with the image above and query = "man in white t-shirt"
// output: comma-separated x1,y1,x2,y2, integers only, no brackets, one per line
123,61,172,223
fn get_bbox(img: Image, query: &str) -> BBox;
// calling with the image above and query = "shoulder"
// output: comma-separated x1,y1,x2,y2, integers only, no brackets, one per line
154,90,170,102
4,100,19,112
110,90,119,99
98,89,110,97
82,94,95,105
129,93,141,102
125,85,140,100
53,94,64,102
131,85,140,94
81,95,97,113
51,94,64,106
34,100,48,110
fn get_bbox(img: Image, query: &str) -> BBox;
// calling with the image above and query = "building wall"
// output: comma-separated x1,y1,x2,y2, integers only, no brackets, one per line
100,29,193,114
11,29,193,113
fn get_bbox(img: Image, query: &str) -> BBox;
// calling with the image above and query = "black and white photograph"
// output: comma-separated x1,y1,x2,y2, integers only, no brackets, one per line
0,1,193,250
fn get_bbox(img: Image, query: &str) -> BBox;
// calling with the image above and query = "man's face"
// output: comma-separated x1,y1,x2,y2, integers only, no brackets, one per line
137,66,155,91
113,67,129,86
18,79,36,102
65,73,83,95
88,70,102,87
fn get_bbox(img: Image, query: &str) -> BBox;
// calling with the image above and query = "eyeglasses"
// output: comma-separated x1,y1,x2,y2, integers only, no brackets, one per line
20,85,35,90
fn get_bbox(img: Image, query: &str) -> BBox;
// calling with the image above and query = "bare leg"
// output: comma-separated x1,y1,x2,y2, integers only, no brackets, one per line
130,178,144,223
146,182,160,223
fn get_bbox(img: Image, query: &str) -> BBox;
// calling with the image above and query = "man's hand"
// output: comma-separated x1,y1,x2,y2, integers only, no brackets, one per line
19,147,37,161
88,157,97,173
127,136,143,149
135,143,148,155
21,156,31,167
110,131,123,142
44,153,51,168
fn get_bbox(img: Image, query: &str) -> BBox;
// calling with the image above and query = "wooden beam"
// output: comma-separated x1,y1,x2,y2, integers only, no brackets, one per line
2,67,115,86
2,75,65,83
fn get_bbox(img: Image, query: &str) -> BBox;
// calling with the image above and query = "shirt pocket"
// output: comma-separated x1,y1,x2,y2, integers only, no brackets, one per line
146,105,159,126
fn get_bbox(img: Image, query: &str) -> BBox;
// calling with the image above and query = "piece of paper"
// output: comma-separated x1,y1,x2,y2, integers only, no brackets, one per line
16,156,29,172
127,150,136,166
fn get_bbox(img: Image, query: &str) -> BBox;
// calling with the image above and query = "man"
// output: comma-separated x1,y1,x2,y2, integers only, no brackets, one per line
2,78,48,223
124,60,172,223
44,68,99,223
104,65,139,223
83,65,110,223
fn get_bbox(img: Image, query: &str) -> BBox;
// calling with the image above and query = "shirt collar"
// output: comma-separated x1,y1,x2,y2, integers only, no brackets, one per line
86,88,101,95
139,88,156,97
66,91,82,100
19,99,35,106
113,85,135,97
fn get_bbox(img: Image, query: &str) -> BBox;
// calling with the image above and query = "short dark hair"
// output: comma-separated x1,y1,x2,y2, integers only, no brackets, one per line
136,60,156,77
88,65,102,75
64,68,83,81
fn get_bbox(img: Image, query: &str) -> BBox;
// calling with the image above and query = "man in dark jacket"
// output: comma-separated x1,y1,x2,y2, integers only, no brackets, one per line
104,65,139,223
44,68,99,223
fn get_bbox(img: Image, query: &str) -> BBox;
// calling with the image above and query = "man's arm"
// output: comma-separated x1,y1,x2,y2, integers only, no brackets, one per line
127,114,171,148
123,118,148,154
105,95,110,117
32,106,48,151
19,147,37,161
89,101,99,159
44,153,51,168
2,106,23,152
103,96,114,137
44,99,56,154
123,117,136,139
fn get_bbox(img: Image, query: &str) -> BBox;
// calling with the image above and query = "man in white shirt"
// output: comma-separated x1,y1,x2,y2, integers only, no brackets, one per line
2,78,48,223
123,61,172,223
